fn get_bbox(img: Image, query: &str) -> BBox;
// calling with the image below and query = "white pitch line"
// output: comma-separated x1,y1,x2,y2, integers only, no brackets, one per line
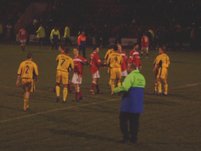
0,97,118,124
173,82,201,90
0,82,201,124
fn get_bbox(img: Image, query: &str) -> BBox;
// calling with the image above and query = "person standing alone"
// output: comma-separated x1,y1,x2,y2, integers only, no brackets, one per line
114,63,146,144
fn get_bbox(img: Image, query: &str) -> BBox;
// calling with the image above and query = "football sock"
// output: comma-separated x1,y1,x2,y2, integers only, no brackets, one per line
23,98,29,111
96,84,100,93
56,85,60,97
164,84,168,95
157,81,162,94
63,87,68,102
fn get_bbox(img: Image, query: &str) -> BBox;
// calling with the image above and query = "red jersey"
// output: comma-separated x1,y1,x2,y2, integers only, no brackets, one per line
73,55,87,75
119,51,128,72
77,34,86,46
141,35,149,47
90,51,101,74
128,49,141,68
18,28,28,40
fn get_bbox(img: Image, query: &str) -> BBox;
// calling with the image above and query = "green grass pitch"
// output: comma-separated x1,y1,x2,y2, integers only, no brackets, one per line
0,44,201,151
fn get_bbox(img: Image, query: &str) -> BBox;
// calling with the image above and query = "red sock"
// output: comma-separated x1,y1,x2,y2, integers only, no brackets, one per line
75,92,78,101
79,91,83,100
96,84,100,93
68,83,72,93
90,83,96,93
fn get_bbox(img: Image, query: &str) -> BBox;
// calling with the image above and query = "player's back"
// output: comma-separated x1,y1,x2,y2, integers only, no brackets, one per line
108,52,122,68
18,60,38,79
104,49,114,61
154,53,170,68
56,54,73,72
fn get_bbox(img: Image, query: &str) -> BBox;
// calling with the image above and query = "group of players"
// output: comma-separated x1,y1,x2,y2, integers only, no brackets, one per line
16,39,170,112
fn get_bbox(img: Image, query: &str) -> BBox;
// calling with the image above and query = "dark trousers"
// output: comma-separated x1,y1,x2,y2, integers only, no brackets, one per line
119,112,140,142
51,36,59,50
79,42,86,58
63,37,72,46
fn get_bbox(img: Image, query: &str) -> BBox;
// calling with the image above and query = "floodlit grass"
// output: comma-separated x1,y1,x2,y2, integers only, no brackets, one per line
0,44,201,151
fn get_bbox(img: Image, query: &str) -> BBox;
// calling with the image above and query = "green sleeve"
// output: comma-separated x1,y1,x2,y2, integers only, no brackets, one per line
114,74,133,93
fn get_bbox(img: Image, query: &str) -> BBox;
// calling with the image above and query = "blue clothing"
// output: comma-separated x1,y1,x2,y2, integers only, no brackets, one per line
114,70,146,113
120,88,144,113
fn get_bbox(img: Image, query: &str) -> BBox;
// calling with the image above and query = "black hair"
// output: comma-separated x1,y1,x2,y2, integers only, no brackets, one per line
27,52,32,59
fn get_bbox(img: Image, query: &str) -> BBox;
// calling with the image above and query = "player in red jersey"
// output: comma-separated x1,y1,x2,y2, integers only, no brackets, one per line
18,27,28,51
77,31,87,58
128,43,142,70
117,43,128,79
141,33,149,57
89,46,102,95
72,48,88,102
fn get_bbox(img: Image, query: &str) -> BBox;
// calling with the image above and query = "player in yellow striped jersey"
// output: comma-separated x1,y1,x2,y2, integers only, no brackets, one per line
107,45,123,95
55,46,74,102
153,45,170,95
104,46,115,86
16,52,39,111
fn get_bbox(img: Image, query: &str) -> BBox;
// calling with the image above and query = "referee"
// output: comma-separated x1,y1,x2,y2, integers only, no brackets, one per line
114,64,146,144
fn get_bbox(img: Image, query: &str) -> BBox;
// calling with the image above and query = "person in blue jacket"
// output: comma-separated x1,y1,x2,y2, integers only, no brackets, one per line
114,63,146,144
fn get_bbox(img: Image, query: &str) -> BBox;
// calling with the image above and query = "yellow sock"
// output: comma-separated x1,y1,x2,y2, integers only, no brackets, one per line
164,84,168,95
111,81,115,94
56,85,60,97
157,82,162,94
24,98,29,111
63,87,68,102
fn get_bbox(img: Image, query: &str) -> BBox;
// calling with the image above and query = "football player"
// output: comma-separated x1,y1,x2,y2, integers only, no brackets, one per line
16,52,39,111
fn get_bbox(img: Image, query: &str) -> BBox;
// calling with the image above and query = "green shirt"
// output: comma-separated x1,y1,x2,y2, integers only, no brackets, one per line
36,26,46,38
114,70,146,93
63,26,70,38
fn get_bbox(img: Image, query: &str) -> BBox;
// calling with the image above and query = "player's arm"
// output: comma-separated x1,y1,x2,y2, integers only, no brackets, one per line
33,63,39,82
68,58,74,72
16,64,22,87
166,55,170,68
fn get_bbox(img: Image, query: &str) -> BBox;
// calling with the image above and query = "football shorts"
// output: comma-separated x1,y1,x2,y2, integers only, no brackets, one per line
56,70,69,85
72,73,82,84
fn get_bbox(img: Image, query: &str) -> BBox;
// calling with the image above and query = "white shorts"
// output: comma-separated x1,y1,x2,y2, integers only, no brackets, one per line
92,71,100,79
121,70,128,77
141,47,149,53
72,73,82,84
20,39,27,44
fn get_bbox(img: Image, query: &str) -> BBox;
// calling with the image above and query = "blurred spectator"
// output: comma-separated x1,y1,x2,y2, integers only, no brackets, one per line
5,22,13,41
36,23,46,46
63,24,72,46
77,31,87,57
50,26,61,50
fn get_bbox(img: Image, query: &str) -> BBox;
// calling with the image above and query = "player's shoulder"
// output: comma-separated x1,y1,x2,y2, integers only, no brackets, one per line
65,54,73,60
30,60,38,66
